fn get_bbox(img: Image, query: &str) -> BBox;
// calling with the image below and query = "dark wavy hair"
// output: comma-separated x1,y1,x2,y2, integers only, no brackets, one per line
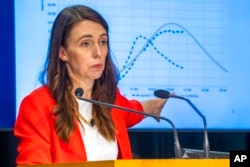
39,5,119,142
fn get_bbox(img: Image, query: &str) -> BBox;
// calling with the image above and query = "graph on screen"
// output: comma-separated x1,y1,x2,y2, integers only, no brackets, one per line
15,0,250,130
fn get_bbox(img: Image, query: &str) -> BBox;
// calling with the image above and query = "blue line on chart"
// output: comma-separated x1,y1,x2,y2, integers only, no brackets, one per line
119,22,228,80
120,29,184,77
41,1,57,11
41,0,44,11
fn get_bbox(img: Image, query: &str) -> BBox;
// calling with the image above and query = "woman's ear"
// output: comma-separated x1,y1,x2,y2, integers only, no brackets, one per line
59,46,68,62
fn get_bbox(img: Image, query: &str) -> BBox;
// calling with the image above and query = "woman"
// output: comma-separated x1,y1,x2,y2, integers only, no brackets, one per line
14,5,168,164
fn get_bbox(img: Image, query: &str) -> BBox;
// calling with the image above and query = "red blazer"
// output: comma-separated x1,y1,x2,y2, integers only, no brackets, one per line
14,86,144,165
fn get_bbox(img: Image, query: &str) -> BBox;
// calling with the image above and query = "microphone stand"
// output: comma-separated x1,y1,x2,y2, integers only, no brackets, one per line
75,93,183,158
168,94,210,158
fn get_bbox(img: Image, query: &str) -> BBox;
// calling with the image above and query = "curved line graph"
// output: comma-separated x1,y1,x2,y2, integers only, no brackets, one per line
166,22,228,72
119,22,228,80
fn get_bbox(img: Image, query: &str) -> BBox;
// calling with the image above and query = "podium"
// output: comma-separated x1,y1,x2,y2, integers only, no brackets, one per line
17,159,230,167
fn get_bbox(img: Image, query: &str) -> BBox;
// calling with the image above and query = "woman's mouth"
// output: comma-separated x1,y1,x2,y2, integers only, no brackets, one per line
91,63,103,70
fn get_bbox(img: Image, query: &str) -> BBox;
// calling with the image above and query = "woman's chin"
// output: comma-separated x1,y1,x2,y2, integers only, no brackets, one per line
92,74,103,80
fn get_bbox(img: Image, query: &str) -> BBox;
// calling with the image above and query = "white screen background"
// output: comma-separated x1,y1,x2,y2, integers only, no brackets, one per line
15,0,250,130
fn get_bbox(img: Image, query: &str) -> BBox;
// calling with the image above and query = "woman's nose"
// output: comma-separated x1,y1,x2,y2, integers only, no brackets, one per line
93,43,102,58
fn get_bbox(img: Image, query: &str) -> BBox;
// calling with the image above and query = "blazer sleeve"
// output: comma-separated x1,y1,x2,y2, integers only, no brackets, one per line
114,89,144,128
14,91,54,165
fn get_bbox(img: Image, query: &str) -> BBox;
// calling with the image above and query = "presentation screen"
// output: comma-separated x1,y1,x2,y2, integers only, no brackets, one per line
15,0,250,130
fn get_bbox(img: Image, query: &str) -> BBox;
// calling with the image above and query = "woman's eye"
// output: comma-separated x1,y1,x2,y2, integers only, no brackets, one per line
100,40,107,45
81,42,89,47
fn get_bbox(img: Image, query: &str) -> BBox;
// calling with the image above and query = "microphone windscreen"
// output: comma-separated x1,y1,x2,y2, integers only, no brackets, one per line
75,88,84,97
154,89,170,99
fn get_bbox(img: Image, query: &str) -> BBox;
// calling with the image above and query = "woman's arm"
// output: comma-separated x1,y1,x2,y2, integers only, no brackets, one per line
140,98,168,119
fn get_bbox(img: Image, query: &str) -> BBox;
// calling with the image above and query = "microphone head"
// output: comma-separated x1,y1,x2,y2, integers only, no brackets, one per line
75,88,84,97
154,89,170,99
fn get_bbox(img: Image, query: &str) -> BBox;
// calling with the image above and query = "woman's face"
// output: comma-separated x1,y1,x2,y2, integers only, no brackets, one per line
59,20,108,84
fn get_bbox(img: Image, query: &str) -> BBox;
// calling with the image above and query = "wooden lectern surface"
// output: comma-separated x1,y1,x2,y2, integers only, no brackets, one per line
17,159,230,167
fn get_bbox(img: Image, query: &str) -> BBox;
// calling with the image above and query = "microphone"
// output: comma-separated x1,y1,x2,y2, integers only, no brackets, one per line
154,89,210,158
75,87,183,158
